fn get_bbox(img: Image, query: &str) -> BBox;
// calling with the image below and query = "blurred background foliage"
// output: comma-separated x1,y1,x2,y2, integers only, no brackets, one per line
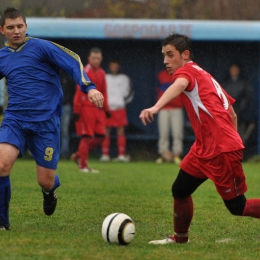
0,0,260,20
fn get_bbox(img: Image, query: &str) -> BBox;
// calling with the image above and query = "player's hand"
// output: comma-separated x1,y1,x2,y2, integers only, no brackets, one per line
88,89,104,108
139,107,159,126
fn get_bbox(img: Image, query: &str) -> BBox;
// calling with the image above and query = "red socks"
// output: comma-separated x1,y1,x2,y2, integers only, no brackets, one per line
102,135,126,156
117,135,126,156
89,136,104,150
102,137,110,155
78,136,105,169
172,197,260,243
173,196,193,242
242,199,260,218
78,137,91,169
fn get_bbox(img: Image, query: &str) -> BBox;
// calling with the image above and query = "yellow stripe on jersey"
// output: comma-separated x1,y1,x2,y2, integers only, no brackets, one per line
51,41,91,87
16,42,28,52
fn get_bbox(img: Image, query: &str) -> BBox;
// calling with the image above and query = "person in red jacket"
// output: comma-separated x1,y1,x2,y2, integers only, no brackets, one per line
71,47,109,173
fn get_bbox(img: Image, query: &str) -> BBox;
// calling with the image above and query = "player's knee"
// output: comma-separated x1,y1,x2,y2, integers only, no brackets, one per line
37,170,56,190
0,161,12,175
224,195,246,216
171,181,190,199
38,178,54,191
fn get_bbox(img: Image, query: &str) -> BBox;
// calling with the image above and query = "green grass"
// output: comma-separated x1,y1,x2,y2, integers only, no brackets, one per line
1,159,260,259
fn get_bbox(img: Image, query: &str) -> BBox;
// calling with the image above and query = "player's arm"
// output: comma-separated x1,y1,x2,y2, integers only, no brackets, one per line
41,40,95,92
139,77,188,125
42,40,104,108
229,105,238,131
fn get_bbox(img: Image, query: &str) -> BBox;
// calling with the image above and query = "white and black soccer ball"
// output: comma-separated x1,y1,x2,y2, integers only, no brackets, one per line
102,213,135,245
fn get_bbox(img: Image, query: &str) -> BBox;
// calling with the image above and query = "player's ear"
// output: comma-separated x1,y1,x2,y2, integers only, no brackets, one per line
0,27,4,35
182,50,190,60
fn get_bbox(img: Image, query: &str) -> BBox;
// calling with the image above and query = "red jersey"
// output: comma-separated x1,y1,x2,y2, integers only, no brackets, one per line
157,69,182,109
172,61,244,159
74,64,108,114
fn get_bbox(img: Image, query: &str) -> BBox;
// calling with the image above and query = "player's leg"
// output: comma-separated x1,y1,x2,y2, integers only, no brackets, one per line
27,117,61,215
170,108,184,164
100,110,113,162
37,165,60,216
224,194,260,218
0,143,19,229
77,135,101,172
202,150,260,218
171,169,207,242
110,109,129,162
149,169,207,244
115,126,130,162
100,127,111,162
78,135,91,170
156,109,171,163
83,109,105,171
89,134,105,151
149,151,207,244
116,126,125,155
219,151,260,218
241,197,260,217
71,116,84,166
74,108,99,172
0,119,26,229
223,194,246,215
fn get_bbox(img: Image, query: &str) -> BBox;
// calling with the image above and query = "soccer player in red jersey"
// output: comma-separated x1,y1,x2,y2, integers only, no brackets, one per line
72,47,109,173
139,33,260,244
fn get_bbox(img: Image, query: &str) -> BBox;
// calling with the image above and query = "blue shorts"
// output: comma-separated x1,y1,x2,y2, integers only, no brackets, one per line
0,117,61,170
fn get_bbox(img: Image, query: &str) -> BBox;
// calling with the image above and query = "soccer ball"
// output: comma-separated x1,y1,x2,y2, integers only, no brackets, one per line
101,213,135,245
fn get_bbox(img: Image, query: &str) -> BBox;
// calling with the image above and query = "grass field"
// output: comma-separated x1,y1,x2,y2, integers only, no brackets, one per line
1,158,260,260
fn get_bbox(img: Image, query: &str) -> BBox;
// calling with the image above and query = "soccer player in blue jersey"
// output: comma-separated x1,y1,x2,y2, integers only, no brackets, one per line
0,7,104,230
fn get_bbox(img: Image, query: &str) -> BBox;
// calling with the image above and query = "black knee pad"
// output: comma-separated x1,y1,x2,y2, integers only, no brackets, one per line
172,169,207,199
224,195,246,216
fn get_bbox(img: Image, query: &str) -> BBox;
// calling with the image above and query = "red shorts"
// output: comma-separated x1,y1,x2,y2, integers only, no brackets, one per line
75,106,105,136
180,150,247,200
105,109,128,128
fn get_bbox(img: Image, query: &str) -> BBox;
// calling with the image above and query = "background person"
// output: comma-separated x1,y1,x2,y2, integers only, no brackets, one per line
72,47,109,172
60,69,76,159
100,58,134,162
139,33,260,244
221,63,255,144
155,69,184,165
0,7,103,230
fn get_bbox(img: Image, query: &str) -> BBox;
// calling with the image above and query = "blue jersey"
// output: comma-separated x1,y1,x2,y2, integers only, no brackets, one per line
0,36,96,121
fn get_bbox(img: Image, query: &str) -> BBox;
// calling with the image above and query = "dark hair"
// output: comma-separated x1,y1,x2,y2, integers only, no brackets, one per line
88,47,102,56
0,7,26,27
109,58,120,64
162,33,194,60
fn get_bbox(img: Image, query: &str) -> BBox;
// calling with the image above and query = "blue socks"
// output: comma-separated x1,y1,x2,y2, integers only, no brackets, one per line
0,174,60,227
0,176,11,227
